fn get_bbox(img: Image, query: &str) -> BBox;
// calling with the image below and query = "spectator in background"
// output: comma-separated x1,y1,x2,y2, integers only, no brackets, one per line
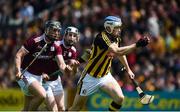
19,1,34,23
147,10,160,38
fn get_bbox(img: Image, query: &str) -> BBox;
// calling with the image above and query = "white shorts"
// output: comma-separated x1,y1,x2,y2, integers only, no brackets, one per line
43,76,64,97
17,70,42,96
78,72,116,96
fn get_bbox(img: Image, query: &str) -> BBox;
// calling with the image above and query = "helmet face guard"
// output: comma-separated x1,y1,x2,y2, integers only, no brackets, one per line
64,26,79,47
45,20,62,41
104,16,122,34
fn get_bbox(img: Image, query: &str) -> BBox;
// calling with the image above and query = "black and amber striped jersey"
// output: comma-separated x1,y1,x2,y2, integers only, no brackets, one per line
84,31,121,78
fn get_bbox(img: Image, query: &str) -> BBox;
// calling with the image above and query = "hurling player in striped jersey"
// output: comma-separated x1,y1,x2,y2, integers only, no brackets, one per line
69,16,150,111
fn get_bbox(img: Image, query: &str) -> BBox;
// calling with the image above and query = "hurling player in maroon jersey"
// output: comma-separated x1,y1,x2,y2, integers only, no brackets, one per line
42,26,80,111
15,20,72,111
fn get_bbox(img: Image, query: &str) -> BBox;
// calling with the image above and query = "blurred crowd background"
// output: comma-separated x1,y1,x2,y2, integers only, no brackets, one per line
0,0,180,93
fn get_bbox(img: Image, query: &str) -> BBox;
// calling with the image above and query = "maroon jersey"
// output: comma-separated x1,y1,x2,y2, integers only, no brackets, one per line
48,40,77,81
22,34,62,76
59,40,77,60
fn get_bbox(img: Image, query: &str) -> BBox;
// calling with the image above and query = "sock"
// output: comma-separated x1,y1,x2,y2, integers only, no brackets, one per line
109,101,122,111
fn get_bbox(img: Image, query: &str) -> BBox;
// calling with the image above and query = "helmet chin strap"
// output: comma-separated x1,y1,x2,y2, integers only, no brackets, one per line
106,30,120,37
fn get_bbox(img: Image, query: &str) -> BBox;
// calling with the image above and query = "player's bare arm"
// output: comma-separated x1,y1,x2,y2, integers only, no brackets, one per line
15,47,28,80
108,36,150,56
109,43,136,56
56,55,72,74
118,55,135,79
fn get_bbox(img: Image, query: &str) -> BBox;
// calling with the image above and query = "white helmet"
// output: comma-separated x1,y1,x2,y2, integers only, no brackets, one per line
104,16,122,34
65,26,79,35
64,26,79,46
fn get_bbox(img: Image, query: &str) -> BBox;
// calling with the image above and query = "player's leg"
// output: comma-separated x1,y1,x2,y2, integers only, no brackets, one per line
28,80,46,110
45,89,58,111
69,75,88,110
69,73,100,111
17,78,33,111
23,95,33,111
100,73,124,111
47,76,65,111
45,96,58,111
69,93,88,110
17,71,45,111
54,92,65,110
43,82,58,111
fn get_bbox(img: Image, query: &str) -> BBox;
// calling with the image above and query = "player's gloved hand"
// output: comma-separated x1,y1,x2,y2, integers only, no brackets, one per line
136,36,150,47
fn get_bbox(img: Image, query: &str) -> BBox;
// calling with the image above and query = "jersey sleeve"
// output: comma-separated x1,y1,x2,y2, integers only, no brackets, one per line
23,37,36,52
94,33,110,49
54,43,62,55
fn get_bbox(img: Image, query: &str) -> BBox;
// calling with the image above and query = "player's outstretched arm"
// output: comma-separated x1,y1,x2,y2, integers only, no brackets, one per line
109,43,136,56
109,36,150,56
56,55,72,74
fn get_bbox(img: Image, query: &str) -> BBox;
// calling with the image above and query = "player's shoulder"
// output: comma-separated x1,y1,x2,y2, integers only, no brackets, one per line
30,34,44,43
94,31,107,42
96,31,109,39
95,31,103,38
94,32,101,41
24,34,44,46
52,40,62,50
54,40,63,46
54,40,60,45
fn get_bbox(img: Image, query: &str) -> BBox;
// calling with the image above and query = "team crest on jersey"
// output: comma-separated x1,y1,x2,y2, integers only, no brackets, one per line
63,51,67,57
51,46,55,51
68,52,72,57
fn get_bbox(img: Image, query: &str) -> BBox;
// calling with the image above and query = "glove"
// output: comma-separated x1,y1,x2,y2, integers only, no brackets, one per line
136,36,150,47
